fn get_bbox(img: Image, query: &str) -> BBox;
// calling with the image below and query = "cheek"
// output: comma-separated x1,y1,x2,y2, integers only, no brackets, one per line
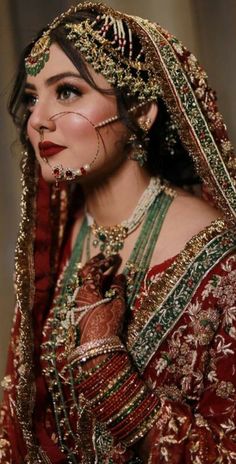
59,113,97,140
27,119,37,146
59,113,100,155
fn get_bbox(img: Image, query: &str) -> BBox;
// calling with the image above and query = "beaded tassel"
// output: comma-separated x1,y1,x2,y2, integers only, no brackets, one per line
98,14,132,58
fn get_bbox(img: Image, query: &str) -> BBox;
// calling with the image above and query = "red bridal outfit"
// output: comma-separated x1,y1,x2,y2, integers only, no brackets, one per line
1,2,236,463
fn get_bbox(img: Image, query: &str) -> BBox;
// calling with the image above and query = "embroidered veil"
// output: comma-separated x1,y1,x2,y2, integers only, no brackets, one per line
0,3,236,463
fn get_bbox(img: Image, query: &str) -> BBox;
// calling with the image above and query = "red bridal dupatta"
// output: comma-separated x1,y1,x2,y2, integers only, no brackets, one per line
0,3,236,463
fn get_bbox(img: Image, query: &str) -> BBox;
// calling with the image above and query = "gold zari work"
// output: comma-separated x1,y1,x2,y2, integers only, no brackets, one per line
2,1,235,462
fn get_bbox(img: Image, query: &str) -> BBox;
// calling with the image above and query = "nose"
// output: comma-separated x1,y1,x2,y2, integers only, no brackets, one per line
28,101,56,135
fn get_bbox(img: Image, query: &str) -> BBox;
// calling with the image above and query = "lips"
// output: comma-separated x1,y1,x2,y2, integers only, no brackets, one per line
39,141,66,158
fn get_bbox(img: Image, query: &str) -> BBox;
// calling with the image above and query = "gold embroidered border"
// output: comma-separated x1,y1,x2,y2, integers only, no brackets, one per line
14,155,70,461
127,218,233,351
14,151,38,461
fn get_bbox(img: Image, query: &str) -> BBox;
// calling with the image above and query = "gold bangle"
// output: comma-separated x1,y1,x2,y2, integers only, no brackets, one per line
68,336,126,364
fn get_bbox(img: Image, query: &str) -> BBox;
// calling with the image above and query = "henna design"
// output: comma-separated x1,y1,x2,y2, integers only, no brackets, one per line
73,254,126,344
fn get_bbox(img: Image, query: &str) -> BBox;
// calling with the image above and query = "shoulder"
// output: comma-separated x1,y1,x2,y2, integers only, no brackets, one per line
153,187,229,265
170,187,222,235
163,187,224,246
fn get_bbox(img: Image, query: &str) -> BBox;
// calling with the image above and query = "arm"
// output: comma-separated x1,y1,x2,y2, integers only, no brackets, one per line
139,255,236,462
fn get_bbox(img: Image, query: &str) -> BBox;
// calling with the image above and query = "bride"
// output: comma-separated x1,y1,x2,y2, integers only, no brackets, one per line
1,3,236,463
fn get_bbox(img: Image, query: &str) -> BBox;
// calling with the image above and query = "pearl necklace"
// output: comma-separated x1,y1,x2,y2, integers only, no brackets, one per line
85,177,163,256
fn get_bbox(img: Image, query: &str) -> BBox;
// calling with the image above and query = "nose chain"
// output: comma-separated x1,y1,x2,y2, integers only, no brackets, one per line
38,100,152,186
38,115,100,186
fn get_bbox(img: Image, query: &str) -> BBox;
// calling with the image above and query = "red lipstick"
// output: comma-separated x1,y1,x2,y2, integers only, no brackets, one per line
39,141,66,158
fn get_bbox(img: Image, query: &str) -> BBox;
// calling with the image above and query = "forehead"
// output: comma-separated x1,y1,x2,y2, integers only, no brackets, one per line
25,43,111,90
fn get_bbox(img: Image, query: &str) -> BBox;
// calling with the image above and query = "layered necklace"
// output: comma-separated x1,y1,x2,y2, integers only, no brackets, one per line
85,177,163,257
60,178,175,314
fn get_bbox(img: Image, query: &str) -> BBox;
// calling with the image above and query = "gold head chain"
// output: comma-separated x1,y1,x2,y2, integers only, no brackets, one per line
25,4,161,102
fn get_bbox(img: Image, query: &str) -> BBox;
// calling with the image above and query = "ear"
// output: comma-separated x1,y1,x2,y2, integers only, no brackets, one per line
136,102,158,131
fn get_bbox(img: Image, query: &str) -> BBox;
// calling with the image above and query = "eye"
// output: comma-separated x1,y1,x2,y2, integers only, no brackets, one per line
22,93,38,111
56,84,82,101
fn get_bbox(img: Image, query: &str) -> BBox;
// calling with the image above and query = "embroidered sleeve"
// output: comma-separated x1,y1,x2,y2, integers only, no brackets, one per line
143,252,236,463
78,252,236,463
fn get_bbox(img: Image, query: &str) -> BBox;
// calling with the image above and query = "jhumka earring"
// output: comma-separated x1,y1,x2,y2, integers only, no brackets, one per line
164,119,178,156
128,117,152,167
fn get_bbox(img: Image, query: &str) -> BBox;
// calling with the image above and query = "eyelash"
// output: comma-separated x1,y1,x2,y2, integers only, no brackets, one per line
56,83,82,100
22,93,37,110
22,83,82,111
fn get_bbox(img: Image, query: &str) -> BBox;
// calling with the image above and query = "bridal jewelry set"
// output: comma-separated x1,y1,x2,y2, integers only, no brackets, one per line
24,6,177,355
53,177,175,354
24,5,164,185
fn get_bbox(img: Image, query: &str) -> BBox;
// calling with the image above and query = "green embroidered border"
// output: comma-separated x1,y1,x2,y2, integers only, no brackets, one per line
130,229,236,373
135,18,236,219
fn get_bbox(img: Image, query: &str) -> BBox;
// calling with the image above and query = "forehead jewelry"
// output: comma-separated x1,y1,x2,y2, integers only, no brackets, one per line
25,8,161,102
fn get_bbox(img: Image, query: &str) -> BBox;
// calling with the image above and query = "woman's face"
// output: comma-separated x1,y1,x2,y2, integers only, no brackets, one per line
25,43,129,183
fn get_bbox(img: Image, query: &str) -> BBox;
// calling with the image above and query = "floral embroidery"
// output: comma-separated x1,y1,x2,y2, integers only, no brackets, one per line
216,381,235,399
0,438,11,463
130,229,236,372
0,376,12,392
0,405,12,464
139,246,236,462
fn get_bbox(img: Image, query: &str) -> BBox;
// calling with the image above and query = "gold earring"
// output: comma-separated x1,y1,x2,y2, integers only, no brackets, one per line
128,131,149,167
128,116,152,167
138,117,152,132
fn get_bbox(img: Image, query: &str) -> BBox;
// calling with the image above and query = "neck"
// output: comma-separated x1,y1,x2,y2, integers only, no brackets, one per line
83,161,151,226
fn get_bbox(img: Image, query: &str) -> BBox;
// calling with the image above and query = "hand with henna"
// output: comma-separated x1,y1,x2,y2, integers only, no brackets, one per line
76,253,126,347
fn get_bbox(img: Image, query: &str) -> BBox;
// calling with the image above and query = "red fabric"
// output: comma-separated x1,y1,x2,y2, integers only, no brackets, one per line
32,178,71,464
0,174,54,463
34,255,176,461
37,250,236,462
1,215,236,462
0,176,68,463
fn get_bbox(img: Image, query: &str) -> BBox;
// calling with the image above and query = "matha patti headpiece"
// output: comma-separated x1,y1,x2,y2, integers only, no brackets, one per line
25,6,161,102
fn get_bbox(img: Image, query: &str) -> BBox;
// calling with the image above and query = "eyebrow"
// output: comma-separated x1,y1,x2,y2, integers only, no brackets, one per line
25,72,82,90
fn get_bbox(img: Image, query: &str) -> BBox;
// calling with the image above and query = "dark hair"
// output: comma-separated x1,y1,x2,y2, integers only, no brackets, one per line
9,8,199,186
